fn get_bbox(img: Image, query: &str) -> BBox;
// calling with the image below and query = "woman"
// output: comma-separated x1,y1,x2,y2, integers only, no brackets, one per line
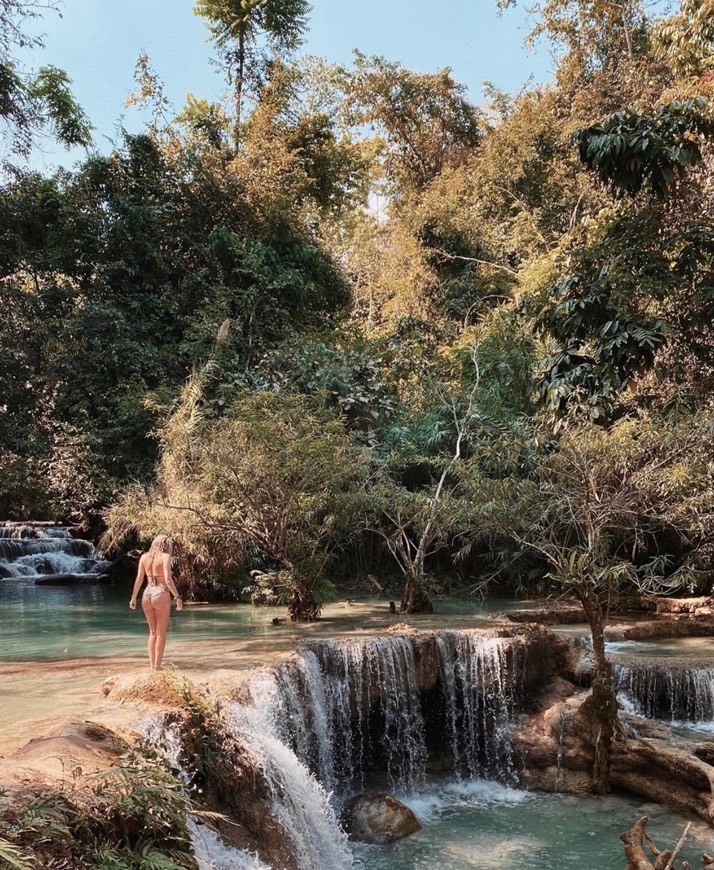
129,534,183,670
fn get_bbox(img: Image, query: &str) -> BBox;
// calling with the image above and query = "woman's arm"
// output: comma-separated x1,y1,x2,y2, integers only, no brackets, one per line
129,555,147,609
163,554,183,611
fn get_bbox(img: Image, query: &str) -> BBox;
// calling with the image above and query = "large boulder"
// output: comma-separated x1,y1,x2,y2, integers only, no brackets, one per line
342,793,421,843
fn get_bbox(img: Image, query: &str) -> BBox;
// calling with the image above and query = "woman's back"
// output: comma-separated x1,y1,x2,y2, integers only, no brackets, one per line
142,551,168,585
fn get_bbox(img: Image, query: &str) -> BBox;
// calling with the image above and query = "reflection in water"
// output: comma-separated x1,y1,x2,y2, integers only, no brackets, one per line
0,579,271,660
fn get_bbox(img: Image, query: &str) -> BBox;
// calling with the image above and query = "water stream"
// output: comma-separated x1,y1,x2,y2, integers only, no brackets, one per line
215,630,714,869
0,521,110,580
3,546,713,869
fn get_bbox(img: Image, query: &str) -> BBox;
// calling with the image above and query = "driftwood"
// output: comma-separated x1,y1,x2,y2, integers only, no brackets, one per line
621,817,713,870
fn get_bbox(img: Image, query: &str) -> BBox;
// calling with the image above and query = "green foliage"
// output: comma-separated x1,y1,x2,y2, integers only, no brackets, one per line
536,216,672,420
106,380,370,619
343,52,482,194
0,835,32,869
0,111,351,517
0,3,91,164
27,66,93,147
575,98,714,198
194,0,310,133
0,750,196,869
463,412,714,596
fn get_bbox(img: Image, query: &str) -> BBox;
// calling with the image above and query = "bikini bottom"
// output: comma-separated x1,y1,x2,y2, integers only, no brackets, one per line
143,585,168,602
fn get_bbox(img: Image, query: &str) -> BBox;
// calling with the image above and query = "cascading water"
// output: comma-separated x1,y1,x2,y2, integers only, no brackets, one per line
228,669,354,870
217,630,526,869
436,631,522,782
615,662,714,722
0,521,110,582
188,821,272,870
309,634,429,792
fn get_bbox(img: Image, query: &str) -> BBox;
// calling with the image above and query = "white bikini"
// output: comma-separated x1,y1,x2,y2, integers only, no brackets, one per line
143,555,169,602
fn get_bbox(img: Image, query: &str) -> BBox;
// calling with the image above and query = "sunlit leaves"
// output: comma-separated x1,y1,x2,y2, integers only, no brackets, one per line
575,98,714,199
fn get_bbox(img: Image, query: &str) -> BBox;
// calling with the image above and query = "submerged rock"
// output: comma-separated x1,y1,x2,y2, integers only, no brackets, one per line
342,793,422,843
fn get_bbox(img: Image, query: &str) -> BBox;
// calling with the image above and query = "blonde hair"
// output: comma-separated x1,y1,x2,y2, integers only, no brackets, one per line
148,534,173,556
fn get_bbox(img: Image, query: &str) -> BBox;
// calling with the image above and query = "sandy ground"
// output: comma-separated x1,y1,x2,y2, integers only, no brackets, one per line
0,601,499,757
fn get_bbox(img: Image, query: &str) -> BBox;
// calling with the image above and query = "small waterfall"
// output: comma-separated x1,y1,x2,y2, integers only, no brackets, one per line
236,630,524,795
0,522,110,581
229,671,354,870
554,708,573,791
310,634,428,792
615,663,714,722
436,632,522,782
255,651,334,790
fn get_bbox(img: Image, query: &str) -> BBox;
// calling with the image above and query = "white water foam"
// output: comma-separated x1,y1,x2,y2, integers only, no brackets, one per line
229,669,354,870
189,820,271,870
394,778,532,824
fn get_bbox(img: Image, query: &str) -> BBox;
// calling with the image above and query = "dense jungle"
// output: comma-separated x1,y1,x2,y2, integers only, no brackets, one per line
3,2,714,869
4,0,714,623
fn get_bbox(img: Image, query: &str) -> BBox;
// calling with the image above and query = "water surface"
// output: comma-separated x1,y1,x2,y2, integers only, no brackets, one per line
351,780,714,869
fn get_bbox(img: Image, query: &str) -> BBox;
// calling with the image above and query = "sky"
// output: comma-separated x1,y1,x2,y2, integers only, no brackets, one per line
20,0,556,172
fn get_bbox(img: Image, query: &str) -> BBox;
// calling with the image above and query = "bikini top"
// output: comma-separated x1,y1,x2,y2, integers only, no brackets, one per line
146,553,166,586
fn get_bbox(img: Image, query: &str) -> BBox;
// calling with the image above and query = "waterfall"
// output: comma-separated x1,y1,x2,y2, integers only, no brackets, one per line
615,663,714,723
436,631,522,783
309,634,428,793
0,522,110,581
236,630,524,794
228,670,354,870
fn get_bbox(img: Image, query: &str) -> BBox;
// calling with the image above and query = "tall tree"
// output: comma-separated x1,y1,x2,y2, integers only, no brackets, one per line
343,52,482,195
193,0,310,142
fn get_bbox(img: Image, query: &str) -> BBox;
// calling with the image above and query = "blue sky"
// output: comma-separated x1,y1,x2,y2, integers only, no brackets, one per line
22,0,555,171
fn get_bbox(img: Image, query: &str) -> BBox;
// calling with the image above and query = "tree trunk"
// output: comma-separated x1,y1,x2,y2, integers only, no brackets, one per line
400,570,434,613
621,817,672,869
234,31,246,146
286,579,320,622
580,592,618,795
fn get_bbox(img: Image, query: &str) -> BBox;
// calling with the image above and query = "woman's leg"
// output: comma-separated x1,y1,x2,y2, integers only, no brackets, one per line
141,595,158,669
152,592,172,670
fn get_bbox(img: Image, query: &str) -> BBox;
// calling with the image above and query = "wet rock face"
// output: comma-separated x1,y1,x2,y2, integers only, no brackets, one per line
512,686,714,824
342,793,422,843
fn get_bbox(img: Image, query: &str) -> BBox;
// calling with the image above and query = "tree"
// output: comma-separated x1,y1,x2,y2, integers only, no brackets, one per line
367,316,536,611
653,0,714,84
343,52,482,195
465,413,714,792
369,389,475,613
1,1,92,166
575,98,714,199
537,98,714,420
106,383,370,621
193,0,310,141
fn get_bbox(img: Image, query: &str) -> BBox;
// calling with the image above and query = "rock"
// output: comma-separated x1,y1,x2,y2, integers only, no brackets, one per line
606,620,714,641
102,671,187,708
655,596,713,615
342,793,421,843
0,721,128,791
500,606,586,625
